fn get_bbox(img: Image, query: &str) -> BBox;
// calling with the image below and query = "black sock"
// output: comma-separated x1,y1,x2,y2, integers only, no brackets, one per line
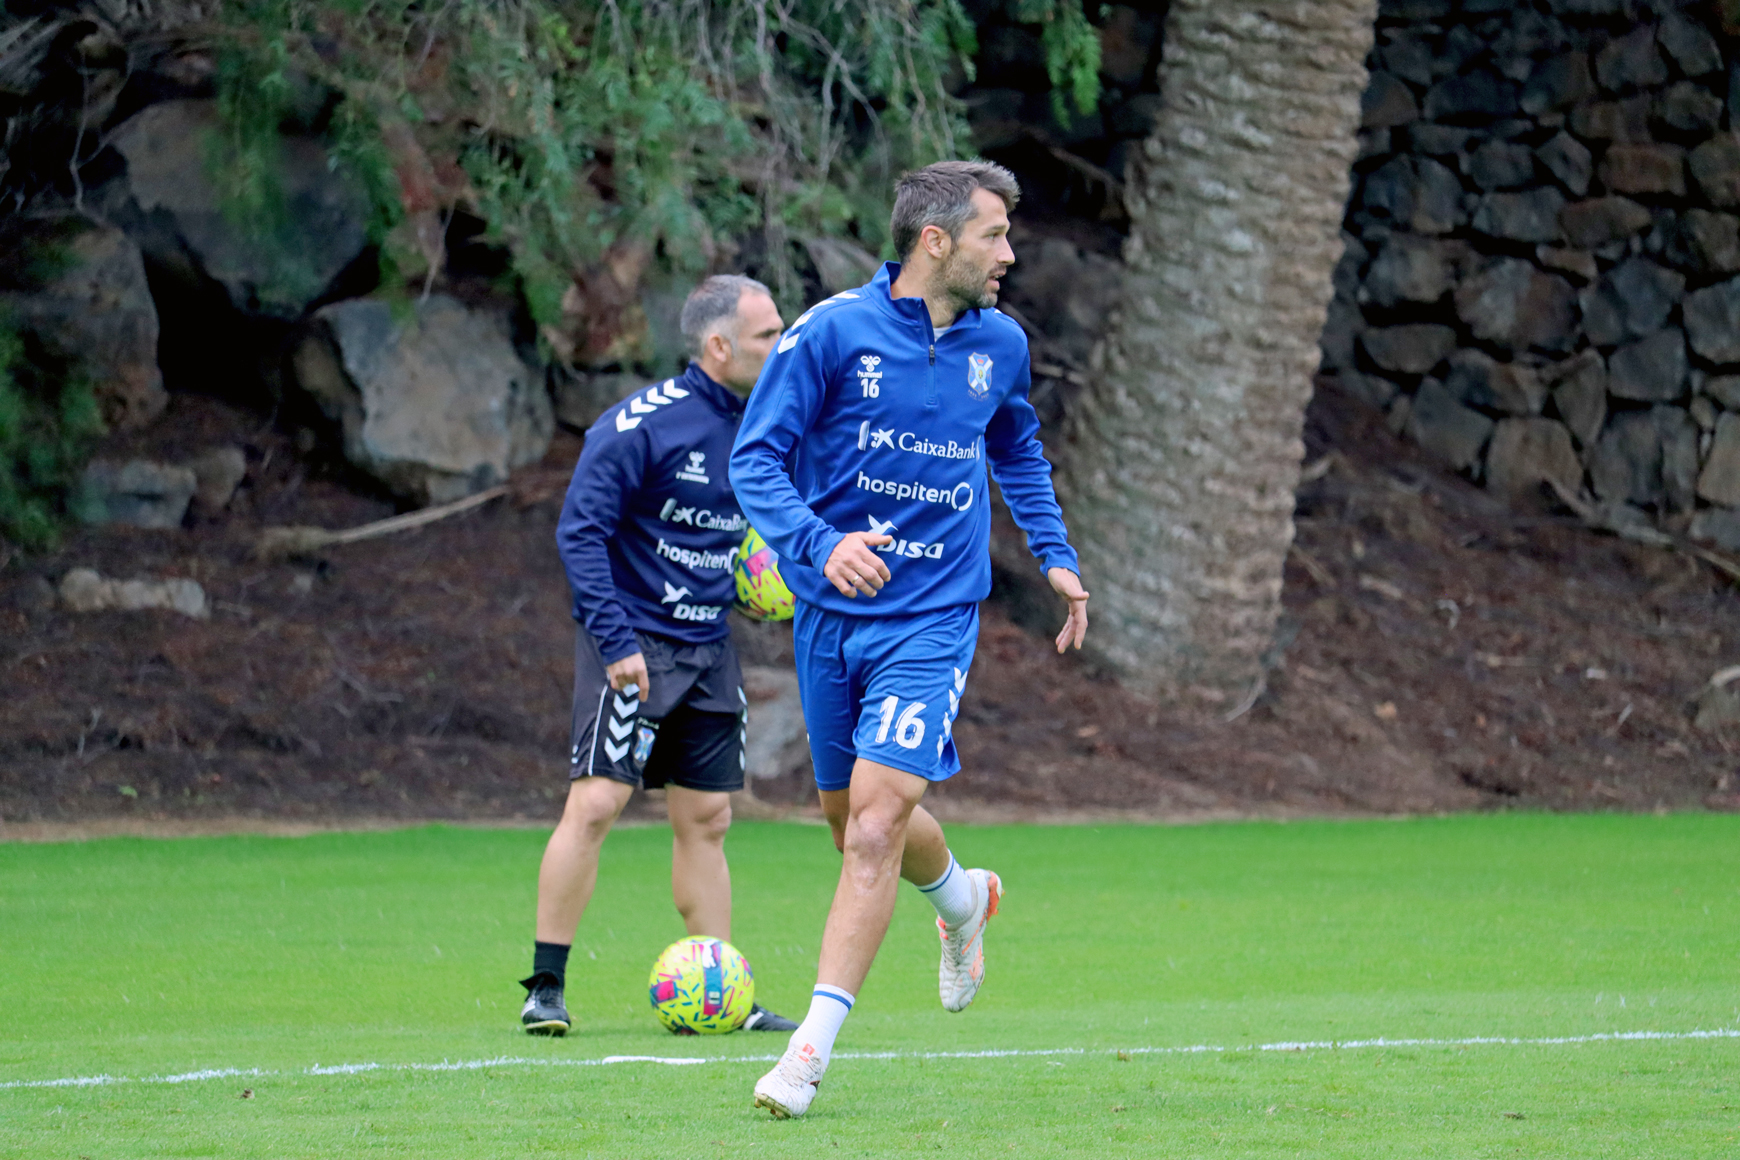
530,940,571,986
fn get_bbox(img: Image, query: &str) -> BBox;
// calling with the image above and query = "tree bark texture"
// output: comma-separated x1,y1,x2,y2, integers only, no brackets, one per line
1058,0,1376,700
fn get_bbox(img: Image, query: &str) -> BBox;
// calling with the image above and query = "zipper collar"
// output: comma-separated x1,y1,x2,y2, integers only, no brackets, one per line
681,361,747,417
871,262,986,334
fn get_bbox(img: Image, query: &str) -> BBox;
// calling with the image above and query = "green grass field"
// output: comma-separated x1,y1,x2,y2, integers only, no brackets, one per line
1,814,1736,1158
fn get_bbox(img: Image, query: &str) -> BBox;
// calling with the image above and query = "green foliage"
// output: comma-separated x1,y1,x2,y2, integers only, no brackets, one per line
0,319,105,551
209,0,993,321
1015,0,1103,119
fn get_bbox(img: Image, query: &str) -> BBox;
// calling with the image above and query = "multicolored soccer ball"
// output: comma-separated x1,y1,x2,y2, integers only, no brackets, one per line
734,527,795,622
647,936,755,1034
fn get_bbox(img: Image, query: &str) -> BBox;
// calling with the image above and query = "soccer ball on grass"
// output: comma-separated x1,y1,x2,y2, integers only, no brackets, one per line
647,936,755,1034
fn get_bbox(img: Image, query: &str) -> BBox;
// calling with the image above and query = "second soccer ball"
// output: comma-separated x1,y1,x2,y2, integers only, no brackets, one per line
648,936,755,1034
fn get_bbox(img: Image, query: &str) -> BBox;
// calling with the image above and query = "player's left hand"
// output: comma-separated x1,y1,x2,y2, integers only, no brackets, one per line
1047,567,1089,653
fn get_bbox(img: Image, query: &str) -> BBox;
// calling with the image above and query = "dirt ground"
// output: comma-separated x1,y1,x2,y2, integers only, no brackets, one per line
4,381,1739,837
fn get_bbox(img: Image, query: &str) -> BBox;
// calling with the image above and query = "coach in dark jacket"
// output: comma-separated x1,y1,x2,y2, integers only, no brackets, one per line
518,275,795,1036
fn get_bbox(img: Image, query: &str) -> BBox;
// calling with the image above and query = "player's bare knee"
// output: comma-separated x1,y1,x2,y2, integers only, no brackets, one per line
562,779,626,839
845,807,908,864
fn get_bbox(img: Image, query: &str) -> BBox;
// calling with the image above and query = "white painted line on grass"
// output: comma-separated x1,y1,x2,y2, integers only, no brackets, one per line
4,1027,1735,1092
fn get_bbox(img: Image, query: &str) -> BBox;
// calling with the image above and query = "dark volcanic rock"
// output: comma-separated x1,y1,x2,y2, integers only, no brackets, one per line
1361,324,1458,374
1658,209,1740,275
1607,329,1688,402
1589,411,1663,508
1655,82,1724,135
1690,135,1740,208
1684,276,1740,364
1407,123,1481,157
1362,235,1469,306
1570,95,1653,142
1697,412,1740,506
1521,52,1594,114
1467,141,1537,189
1595,24,1668,93
1473,188,1566,242
1707,375,1740,410
76,460,197,529
1536,246,1599,282
1362,156,1463,233
1658,13,1723,78
1599,144,1686,197
1454,257,1578,351
1560,197,1653,248
1362,72,1421,130
1406,379,1495,470
1536,132,1593,196
1580,258,1685,346
1444,348,1547,415
1424,71,1520,123
1655,405,1699,512
1547,349,1607,446
0,223,166,430
1486,417,1584,503
1378,31,1435,88
107,100,368,319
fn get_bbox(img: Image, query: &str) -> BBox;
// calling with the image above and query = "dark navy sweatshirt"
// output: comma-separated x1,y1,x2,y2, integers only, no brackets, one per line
556,362,747,663
730,262,1078,617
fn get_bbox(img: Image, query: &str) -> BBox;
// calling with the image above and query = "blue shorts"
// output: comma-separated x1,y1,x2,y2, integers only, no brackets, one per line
793,602,978,792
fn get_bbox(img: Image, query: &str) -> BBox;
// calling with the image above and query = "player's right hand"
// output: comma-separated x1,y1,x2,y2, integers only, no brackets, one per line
824,532,893,598
605,651,649,697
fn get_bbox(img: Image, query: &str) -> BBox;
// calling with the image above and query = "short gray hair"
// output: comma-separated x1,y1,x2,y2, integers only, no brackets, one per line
680,274,772,357
891,161,1021,262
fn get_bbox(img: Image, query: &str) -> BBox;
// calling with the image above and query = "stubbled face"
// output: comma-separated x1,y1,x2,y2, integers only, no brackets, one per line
934,187,1016,313
718,291,785,394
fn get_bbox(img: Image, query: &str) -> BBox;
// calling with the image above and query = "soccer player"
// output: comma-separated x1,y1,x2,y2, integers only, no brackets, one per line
730,162,1089,1117
520,275,797,1037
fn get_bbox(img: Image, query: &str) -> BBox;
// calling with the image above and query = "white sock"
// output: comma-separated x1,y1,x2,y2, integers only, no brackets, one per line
788,985,854,1067
918,853,976,928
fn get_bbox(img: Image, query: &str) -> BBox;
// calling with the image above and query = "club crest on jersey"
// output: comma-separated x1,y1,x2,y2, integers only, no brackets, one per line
966,353,992,400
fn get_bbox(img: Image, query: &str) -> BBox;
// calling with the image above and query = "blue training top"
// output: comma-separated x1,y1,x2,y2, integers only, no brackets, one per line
730,262,1078,617
556,362,747,663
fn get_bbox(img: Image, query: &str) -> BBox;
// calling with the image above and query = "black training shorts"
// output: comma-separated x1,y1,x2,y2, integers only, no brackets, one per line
568,628,746,792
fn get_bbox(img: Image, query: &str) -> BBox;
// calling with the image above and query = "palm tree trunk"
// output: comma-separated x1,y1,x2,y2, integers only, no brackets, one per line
1059,0,1376,704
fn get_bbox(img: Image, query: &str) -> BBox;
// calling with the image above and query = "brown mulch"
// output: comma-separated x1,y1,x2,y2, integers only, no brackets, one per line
3,386,1738,833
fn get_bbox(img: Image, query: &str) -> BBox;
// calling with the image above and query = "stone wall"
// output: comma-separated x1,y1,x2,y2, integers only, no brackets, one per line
1323,0,1740,546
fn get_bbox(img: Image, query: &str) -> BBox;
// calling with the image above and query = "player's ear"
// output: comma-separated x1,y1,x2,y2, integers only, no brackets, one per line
921,223,951,261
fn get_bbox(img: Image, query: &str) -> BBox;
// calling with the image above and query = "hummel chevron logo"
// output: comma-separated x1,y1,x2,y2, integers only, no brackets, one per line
954,667,968,693
662,582,690,605
613,694,638,717
607,717,635,740
615,380,684,432
604,739,631,762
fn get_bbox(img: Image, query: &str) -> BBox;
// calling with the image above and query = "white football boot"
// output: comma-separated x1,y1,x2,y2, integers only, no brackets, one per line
752,1040,827,1119
938,868,1003,1012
